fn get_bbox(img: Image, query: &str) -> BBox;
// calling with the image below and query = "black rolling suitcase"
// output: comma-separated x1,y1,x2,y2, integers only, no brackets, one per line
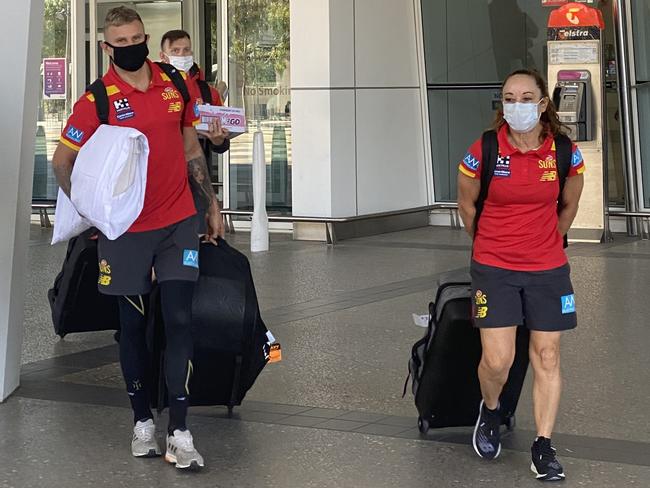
47,229,120,338
149,239,274,414
404,270,529,433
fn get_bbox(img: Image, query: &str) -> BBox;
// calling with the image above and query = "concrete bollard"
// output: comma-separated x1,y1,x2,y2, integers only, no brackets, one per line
251,129,269,252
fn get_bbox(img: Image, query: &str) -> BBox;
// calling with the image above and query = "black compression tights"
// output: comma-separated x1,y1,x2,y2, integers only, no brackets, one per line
117,280,194,434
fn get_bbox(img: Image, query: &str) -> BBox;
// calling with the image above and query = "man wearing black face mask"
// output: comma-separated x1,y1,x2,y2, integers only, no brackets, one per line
52,6,224,470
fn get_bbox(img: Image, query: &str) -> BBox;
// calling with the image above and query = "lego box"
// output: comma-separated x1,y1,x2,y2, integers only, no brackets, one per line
196,105,247,138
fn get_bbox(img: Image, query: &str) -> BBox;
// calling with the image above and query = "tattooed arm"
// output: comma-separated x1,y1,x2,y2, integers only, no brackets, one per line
184,125,225,242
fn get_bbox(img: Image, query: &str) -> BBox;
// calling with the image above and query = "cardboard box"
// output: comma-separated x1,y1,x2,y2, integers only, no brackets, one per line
196,105,247,138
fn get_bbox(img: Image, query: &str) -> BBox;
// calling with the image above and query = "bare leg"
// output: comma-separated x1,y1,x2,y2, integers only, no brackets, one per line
478,327,518,409
529,331,562,438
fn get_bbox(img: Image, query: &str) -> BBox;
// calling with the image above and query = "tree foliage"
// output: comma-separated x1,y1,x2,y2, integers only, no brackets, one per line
267,0,289,74
227,0,289,85
42,0,69,59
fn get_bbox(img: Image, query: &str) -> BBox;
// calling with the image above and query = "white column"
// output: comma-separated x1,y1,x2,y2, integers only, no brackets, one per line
71,0,87,101
0,0,45,401
290,0,429,218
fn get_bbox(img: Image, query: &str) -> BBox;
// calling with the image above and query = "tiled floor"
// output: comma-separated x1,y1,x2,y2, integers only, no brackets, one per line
3,225,650,487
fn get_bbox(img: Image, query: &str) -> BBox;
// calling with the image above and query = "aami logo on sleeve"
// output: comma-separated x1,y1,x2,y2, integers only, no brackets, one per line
561,294,576,314
183,249,199,268
65,126,84,144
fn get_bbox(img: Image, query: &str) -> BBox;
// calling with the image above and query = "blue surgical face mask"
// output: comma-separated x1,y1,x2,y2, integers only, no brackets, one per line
503,100,543,133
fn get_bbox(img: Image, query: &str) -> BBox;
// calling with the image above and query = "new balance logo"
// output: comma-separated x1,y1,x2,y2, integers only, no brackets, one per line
168,102,182,113
540,170,557,182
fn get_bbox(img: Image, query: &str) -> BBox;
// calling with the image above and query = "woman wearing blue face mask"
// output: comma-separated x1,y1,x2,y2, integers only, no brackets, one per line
457,69,585,482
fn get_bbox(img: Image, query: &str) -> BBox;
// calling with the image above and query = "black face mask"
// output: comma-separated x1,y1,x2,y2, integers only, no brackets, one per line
106,39,149,72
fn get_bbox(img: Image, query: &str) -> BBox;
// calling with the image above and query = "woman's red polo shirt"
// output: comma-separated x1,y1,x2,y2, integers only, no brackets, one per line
459,124,585,271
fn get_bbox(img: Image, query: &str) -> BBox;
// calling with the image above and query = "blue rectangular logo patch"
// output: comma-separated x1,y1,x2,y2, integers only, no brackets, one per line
561,294,576,314
183,249,199,268
66,126,84,144
462,153,480,171
116,111,135,121
571,148,583,167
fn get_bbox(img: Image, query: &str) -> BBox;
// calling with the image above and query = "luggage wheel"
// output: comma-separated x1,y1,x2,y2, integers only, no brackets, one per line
417,417,430,434
505,415,516,431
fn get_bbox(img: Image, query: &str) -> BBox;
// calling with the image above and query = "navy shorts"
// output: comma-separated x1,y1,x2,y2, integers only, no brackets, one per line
470,260,577,332
97,216,199,296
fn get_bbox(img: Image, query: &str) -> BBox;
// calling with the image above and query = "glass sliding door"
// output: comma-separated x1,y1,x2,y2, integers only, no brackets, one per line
34,0,75,202
204,0,292,212
225,0,291,212
202,0,226,203
630,0,650,208
94,1,183,75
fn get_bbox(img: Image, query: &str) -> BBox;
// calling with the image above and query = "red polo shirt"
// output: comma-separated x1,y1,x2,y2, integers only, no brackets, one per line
459,124,586,271
187,66,223,107
60,59,199,232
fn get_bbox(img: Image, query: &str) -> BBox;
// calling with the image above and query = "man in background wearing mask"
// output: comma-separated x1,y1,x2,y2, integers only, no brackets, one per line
160,29,229,234
52,6,225,470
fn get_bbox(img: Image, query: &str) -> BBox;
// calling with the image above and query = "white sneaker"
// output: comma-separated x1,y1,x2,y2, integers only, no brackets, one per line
165,429,205,469
131,419,162,458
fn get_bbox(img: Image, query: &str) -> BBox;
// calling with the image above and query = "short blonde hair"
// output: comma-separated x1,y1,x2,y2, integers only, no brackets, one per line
104,6,143,30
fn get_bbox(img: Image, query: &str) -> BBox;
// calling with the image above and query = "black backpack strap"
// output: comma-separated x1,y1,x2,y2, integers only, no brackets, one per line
554,133,572,248
188,63,200,79
474,130,498,233
197,79,213,105
188,63,213,104
554,133,572,202
155,62,191,105
88,79,109,125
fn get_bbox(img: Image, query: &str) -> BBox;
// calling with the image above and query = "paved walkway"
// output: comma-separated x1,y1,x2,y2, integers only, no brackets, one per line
3,225,649,487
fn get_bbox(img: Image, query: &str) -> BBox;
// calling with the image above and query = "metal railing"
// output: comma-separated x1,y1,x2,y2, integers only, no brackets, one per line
608,211,650,240
220,203,460,244
30,200,464,243
31,200,56,228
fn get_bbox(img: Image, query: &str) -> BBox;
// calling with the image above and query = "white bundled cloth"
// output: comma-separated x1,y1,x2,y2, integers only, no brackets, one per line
51,125,149,244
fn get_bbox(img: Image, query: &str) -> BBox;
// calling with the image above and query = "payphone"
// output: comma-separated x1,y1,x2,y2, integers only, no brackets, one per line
547,2,606,241
552,70,593,141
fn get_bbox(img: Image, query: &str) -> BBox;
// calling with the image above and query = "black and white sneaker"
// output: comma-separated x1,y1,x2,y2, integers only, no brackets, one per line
472,400,501,460
531,437,565,482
